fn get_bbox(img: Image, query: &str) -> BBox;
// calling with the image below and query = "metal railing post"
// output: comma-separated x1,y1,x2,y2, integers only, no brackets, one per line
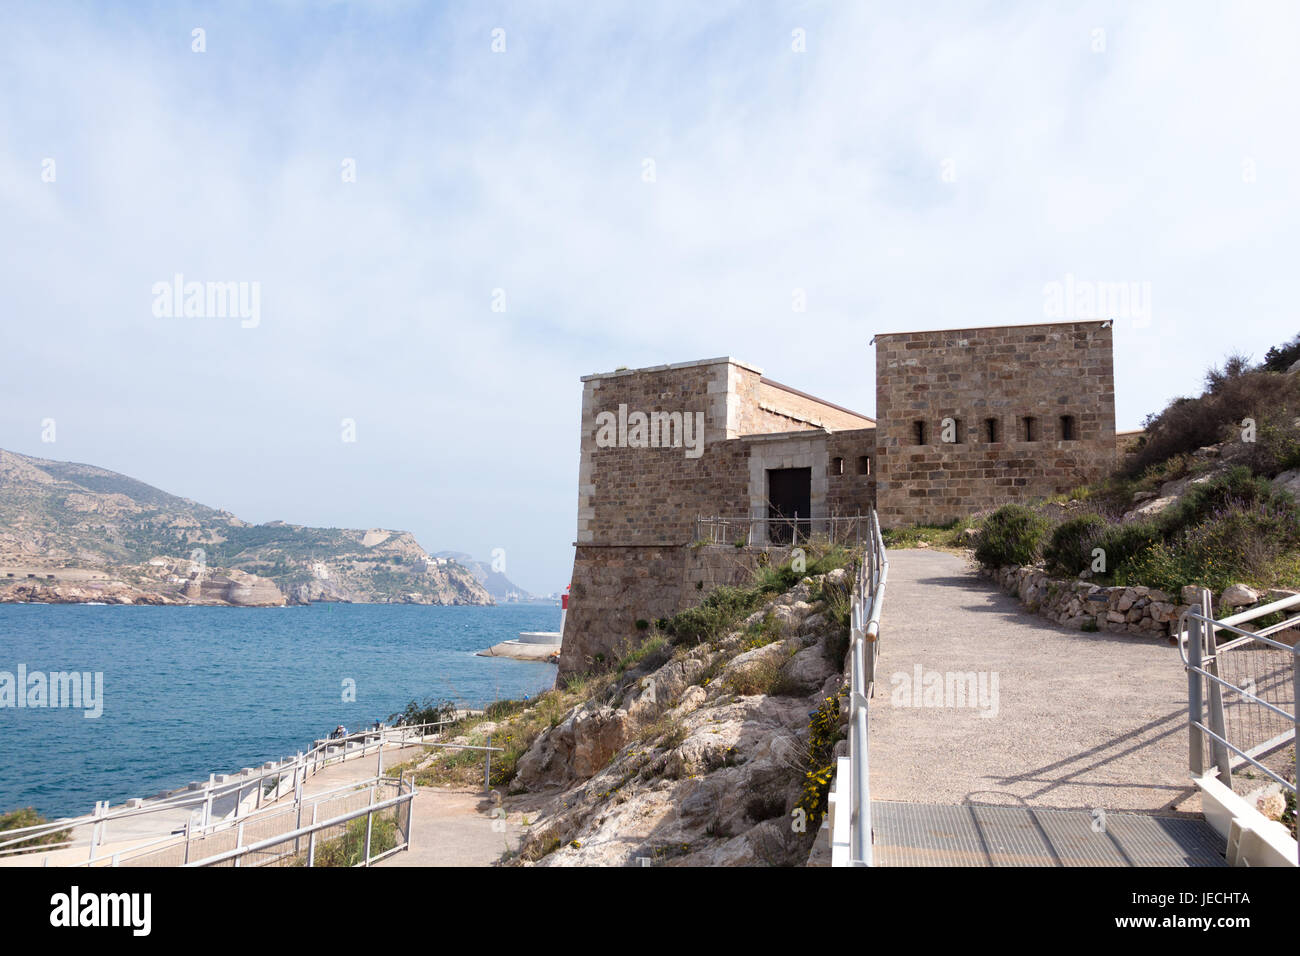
1294,643,1300,867
1201,590,1232,783
400,772,411,849
1188,608,1205,777
364,809,374,866
87,801,104,862
307,805,318,867
484,736,493,790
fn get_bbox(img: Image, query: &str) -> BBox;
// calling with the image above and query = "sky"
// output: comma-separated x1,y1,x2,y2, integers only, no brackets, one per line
2,1,1298,594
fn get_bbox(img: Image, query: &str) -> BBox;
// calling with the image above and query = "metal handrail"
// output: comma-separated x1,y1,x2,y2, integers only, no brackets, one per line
183,775,415,868
832,508,888,866
694,514,871,549
0,718,458,859
1177,589,1299,864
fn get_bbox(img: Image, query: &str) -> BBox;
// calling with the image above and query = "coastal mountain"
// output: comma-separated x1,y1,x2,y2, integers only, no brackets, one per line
0,448,493,606
432,551,540,602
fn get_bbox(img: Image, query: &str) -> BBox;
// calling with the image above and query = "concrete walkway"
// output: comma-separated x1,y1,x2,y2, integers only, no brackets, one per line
376,787,524,867
870,549,1201,817
4,742,431,866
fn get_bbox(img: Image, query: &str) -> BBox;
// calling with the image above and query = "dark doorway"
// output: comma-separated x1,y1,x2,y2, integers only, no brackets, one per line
767,467,811,545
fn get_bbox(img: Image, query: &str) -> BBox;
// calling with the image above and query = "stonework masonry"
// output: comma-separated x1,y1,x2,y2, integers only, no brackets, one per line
559,322,1117,676
874,320,1116,528
560,358,875,674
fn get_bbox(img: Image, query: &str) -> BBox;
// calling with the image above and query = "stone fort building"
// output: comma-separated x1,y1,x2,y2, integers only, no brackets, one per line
558,319,1116,675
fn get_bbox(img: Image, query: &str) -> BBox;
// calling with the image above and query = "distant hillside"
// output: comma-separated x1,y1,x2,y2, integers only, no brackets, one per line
432,551,540,602
0,449,493,606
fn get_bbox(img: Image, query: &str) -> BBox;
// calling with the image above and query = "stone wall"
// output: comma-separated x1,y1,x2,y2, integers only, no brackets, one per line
874,321,1116,528
826,428,877,518
987,565,1187,638
562,357,877,675
561,545,689,672
989,564,1296,640
575,359,753,547
560,543,778,674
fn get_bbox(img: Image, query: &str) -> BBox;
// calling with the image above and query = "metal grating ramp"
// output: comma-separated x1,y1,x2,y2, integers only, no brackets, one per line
872,801,1227,867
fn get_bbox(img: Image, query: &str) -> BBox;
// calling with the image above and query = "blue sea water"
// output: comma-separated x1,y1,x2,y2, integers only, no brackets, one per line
0,603,560,818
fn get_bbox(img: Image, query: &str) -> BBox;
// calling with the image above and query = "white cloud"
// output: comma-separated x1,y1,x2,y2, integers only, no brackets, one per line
1,0,1297,589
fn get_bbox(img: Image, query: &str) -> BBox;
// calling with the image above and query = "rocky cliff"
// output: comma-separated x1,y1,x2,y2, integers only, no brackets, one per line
400,568,854,866
0,448,492,606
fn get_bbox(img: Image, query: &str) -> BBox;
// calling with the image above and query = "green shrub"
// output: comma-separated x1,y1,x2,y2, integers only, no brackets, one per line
388,697,458,729
751,543,854,595
727,653,789,697
1262,334,1300,373
306,814,399,867
881,517,974,549
795,691,846,829
1117,503,1300,593
1124,366,1300,478
615,634,668,673
1160,466,1293,534
663,585,763,645
973,505,1051,569
484,698,529,720
0,808,71,854
1245,410,1300,477
1044,514,1109,577
1097,520,1163,573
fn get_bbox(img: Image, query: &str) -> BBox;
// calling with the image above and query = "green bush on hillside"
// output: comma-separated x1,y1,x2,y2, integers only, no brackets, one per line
0,808,71,854
1044,514,1109,577
973,505,1050,569
1244,408,1300,477
388,697,458,729
1125,355,1300,479
1117,505,1300,594
1263,334,1300,373
1097,520,1163,573
1159,466,1294,535
663,585,764,645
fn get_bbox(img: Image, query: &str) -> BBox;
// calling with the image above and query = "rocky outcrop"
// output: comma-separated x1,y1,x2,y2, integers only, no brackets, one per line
507,573,852,867
0,580,178,605
0,447,494,607
1273,469,1300,500
0,565,286,606
286,581,350,605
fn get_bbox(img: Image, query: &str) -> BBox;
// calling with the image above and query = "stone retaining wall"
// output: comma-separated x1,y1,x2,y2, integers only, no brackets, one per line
559,544,787,674
986,565,1189,639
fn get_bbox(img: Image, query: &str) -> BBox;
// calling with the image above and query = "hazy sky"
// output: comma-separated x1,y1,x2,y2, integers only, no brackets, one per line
2,1,1297,593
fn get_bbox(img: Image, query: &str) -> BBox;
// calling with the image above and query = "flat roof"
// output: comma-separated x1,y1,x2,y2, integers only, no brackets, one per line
869,319,1112,345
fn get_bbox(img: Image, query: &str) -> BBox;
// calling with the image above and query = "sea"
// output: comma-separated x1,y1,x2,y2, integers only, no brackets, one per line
0,602,560,819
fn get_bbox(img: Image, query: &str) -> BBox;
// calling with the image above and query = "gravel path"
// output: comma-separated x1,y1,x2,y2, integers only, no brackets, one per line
868,549,1201,816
